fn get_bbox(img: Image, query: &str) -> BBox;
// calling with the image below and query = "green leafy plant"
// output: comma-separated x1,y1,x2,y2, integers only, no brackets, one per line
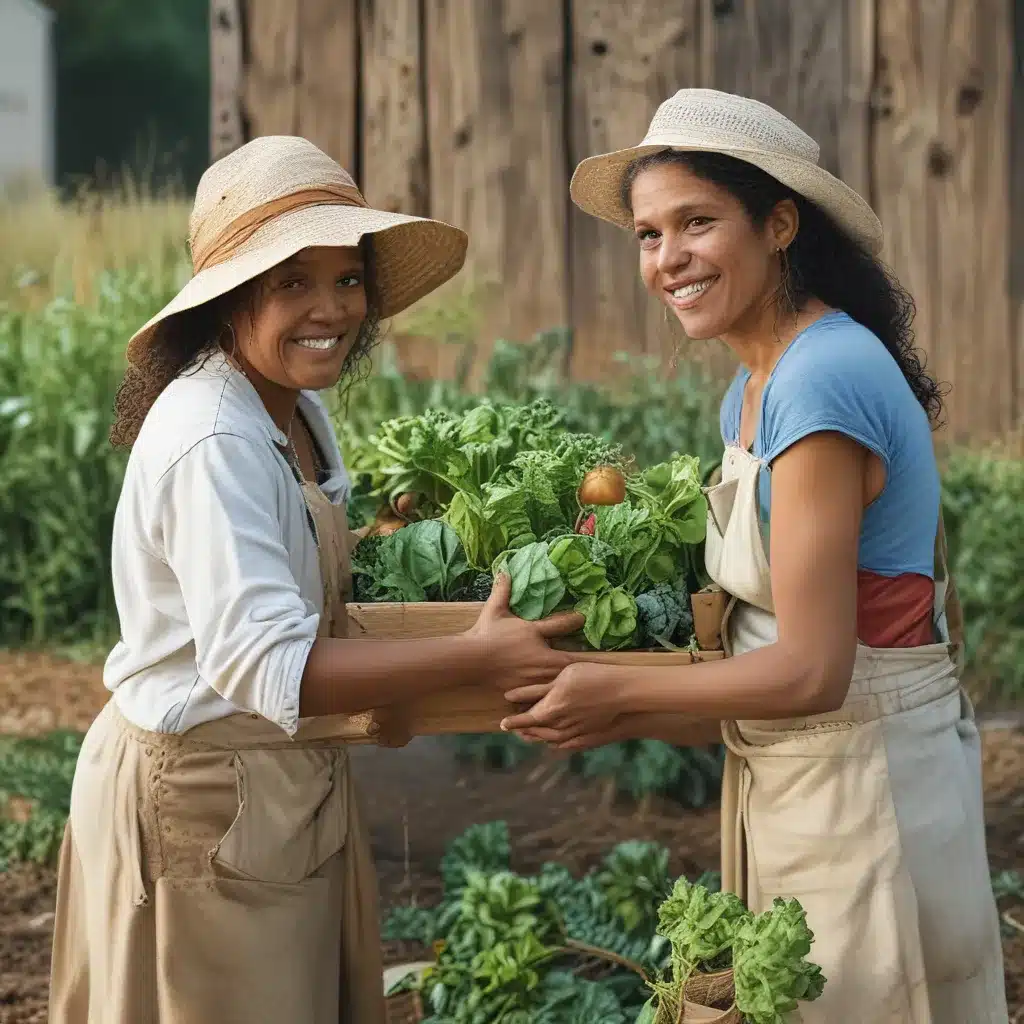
0,730,83,870
386,822,678,1022
731,899,826,1024
638,884,825,1024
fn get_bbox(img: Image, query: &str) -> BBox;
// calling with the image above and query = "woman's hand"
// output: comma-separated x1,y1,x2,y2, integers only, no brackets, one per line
514,715,636,751
498,660,624,738
464,574,584,691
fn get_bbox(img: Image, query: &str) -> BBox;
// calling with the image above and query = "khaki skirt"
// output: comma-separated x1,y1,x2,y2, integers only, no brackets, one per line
49,700,386,1024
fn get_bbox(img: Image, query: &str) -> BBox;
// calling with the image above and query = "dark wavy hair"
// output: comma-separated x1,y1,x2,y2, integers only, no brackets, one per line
620,150,945,425
109,236,383,448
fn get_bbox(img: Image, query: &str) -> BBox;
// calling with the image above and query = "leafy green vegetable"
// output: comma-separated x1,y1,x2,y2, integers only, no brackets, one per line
635,583,684,645
440,820,511,894
378,520,472,602
572,741,724,808
732,897,826,1024
448,571,495,603
597,841,672,934
350,401,714,654
548,535,609,597
630,453,701,513
482,483,537,552
656,877,751,969
533,972,627,1024
497,542,565,621
444,491,506,569
576,587,637,650
349,533,390,603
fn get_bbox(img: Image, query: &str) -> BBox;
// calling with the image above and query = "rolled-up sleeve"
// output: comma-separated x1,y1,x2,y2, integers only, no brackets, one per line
155,433,319,735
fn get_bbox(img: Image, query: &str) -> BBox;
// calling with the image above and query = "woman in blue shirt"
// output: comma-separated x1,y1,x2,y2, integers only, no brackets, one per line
502,90,1007,1022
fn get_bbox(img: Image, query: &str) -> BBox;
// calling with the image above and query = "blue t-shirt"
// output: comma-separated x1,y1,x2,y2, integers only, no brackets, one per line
719,311,939,579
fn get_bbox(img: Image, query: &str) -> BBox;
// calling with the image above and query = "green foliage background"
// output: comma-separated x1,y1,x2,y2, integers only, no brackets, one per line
51,0,210,190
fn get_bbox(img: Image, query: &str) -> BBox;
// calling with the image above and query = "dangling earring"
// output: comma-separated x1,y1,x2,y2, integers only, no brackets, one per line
778,246,796,316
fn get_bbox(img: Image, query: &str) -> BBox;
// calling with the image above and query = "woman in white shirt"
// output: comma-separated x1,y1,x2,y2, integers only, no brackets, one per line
48,136,581,1024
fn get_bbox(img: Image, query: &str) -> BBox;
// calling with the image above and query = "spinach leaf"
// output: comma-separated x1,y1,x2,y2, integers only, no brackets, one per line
379,520,472,602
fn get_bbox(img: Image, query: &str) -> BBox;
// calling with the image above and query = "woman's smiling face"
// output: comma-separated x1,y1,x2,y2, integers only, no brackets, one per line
629,160,795,341
231,245,368,393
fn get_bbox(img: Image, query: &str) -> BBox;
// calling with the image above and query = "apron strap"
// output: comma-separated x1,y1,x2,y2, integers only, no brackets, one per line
933,510,965,674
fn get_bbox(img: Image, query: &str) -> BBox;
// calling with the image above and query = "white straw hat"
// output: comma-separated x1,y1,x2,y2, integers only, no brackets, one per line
126,136,469,364
570,88,883,255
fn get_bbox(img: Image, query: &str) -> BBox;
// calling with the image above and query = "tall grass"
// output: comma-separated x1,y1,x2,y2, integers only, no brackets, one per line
0,179,190,309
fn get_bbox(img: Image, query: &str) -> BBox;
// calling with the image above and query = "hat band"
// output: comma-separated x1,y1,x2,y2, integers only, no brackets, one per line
191,184,370,273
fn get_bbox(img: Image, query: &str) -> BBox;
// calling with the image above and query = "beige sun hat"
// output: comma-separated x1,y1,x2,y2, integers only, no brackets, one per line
570,88,883,255
125,135,469,364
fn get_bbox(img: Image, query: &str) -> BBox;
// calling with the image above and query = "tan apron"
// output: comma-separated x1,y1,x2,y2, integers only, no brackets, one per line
706,444,1008,1023
49,479,387,1024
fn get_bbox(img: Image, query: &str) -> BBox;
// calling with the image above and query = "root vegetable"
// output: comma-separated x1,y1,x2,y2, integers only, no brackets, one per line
578,466,626,507
394,492,419,518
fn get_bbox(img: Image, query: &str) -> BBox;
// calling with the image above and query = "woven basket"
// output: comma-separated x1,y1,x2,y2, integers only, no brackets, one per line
684,967,734,1008
654,1000,741,1022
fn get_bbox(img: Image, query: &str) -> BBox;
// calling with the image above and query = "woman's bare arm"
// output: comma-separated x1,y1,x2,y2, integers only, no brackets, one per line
614,431,866,719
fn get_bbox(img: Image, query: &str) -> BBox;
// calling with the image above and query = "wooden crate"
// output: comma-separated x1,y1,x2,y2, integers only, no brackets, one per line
338,598,725,744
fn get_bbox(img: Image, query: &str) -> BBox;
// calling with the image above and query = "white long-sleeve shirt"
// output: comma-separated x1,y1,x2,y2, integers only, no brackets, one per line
104,350,350,736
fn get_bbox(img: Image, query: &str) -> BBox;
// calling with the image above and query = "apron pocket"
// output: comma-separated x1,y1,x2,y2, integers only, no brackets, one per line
212,748,348,885
738,719,893,895
155,874,343,1024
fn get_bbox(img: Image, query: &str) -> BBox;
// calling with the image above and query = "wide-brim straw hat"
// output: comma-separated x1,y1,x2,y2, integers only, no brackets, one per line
570,88,883,255
126,136,469,364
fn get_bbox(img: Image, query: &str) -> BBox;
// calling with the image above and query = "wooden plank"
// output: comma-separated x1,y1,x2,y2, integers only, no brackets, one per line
424,0,568,347
568,0,703,383
360,0,428,214
836,0,876,201
210,0,244,160
872,0,1014,443
296,0,359,172
703,0,848,175
1011,0,1024,428
344,599,724,742
242,0,300,138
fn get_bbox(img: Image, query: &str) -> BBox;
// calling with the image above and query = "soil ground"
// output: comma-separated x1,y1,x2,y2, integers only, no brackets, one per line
1,649,1022,1022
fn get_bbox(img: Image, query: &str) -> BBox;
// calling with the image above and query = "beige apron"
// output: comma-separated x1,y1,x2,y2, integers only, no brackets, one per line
49,478,387,1024
706,444,1008,1023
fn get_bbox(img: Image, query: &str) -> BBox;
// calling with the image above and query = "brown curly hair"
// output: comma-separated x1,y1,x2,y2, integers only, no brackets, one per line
110,237,383,448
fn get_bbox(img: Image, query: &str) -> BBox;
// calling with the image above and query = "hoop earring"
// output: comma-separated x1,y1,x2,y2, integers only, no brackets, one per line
219,321,239,360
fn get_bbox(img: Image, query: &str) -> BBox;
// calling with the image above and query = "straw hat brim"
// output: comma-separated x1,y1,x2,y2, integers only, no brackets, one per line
570,140,883,255
125,204,468,364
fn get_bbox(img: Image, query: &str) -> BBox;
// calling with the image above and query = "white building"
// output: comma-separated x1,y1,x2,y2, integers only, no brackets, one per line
0,0,54,189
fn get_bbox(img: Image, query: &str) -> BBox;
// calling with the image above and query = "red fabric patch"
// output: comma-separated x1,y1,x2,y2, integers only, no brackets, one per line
856,570,935,648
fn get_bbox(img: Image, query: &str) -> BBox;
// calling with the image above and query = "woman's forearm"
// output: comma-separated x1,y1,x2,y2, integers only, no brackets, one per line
299,634,491,717
611,641,854,721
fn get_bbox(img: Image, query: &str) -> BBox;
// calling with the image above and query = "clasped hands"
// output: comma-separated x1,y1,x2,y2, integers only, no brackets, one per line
499,659,628,751
465,573,627,751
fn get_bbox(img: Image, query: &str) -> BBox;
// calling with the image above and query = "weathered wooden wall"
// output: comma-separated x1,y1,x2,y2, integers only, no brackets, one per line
210,0,1022,443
